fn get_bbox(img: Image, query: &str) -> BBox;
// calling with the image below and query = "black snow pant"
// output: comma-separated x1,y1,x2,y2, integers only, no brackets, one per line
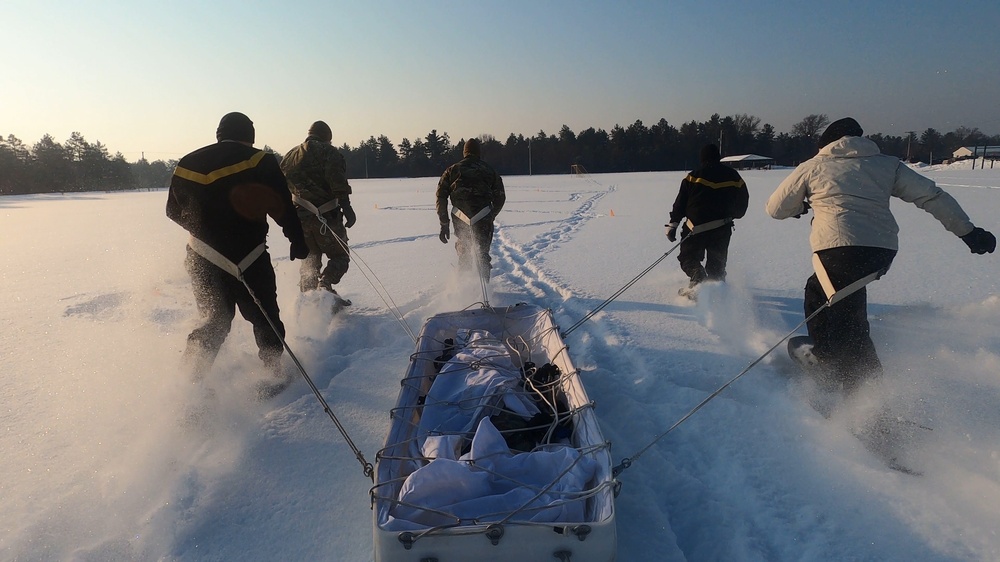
805,246,896,391
453,218,495,280
677,224,733,285
184,247,285,377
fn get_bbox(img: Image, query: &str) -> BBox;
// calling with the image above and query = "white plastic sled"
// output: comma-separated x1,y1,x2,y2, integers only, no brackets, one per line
372,303,617,561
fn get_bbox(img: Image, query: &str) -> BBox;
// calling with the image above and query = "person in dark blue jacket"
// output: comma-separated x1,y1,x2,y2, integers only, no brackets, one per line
167,112,308,399
666,144,749,296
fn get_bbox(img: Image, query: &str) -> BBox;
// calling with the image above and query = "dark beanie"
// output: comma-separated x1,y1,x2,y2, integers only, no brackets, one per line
700,143,721,164
216,112,255,143
308,120,333,142
463,138,481,157
818,117,863,148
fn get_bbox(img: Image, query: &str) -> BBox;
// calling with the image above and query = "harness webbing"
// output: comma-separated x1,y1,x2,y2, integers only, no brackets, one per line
292,194,340,216
187,236,265,279
452,205,491,225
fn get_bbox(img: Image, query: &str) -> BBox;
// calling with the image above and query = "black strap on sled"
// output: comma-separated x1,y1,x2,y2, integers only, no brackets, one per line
612,268,882,478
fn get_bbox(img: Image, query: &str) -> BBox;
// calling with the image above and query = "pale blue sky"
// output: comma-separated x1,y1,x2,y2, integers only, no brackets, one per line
2,0,997,161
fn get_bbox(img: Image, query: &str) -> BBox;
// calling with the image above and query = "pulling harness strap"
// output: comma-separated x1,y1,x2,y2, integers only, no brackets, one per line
452,205,492,225
685,217,731,236
293,194,340,217
812,253,883,305
188,236,266,280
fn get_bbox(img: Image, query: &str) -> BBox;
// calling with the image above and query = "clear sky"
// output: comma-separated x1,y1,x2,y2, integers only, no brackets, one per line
2,0,998,162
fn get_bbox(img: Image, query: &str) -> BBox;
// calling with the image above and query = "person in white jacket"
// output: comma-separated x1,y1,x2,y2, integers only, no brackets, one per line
766,117,995,391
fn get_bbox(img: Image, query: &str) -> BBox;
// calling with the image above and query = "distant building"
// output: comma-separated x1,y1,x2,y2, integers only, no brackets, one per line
720,154,775,170
952,146,1000,159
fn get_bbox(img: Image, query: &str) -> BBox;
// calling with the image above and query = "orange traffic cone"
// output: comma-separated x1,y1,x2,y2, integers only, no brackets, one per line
609,209,615,217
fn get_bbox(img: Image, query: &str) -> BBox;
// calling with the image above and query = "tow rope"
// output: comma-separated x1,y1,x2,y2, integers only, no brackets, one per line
312,210,417,343
561,219,733,338
187,236,375,480
611,268,882,478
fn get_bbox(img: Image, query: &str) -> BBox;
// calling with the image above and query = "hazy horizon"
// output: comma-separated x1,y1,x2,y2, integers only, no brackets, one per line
3,1,998,161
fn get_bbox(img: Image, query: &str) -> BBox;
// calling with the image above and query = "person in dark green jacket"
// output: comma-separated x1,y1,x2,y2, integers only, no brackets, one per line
436,138,505,280
167,112,308,399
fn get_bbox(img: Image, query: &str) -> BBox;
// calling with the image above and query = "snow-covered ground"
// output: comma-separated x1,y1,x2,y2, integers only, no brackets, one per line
2,162,999,561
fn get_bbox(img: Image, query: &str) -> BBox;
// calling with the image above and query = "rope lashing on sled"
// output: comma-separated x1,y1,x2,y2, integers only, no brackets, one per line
371,312,614,548
187,236,375,480
612,266,884,478
314,212,417,343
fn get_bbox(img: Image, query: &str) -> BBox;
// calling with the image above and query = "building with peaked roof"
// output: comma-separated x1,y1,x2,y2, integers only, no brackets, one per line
952,146,1000,159
720,154,775,170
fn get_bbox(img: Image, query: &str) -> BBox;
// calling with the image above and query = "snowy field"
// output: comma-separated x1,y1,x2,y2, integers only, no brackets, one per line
2,162,999,561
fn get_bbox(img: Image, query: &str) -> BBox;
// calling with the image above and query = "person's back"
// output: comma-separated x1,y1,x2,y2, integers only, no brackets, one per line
169,140,294,263
436,138,505,280
677,160,749,225
766,116,995,391
769,135,975,253
441,156,504,219
281,136,350,205
278,121,356,297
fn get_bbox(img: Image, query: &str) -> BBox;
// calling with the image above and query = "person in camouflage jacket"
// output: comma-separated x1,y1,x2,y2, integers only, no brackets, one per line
280,121,356,301
436,138,505,280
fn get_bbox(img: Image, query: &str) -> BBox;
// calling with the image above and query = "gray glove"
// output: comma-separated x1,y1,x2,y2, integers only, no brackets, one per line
666,222,679,242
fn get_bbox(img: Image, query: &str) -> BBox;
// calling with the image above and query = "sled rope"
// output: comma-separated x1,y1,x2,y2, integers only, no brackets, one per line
240,273,375,481
612,269,881,477
561,240,682,337
318,215,417,343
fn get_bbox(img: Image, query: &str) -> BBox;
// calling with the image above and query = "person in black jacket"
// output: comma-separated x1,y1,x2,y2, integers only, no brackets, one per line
166,112,309,399
666,144,749,296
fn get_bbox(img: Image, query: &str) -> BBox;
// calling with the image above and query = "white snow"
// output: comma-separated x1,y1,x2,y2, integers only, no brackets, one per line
2,164,999,561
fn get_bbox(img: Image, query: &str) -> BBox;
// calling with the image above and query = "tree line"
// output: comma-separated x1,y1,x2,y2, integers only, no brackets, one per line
3,114,997,196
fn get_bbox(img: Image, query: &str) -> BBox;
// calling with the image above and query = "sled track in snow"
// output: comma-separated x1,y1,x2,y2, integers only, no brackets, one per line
491,178,659,403
493,184,613,306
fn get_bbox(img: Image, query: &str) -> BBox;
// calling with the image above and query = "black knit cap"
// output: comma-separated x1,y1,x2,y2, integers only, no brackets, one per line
700,143,721,164
216,112,255,143
818,117,863,148
308,120,333,142
463,138,481,157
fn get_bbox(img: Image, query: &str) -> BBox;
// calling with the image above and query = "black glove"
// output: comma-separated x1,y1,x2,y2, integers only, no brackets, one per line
680,222,691,239
341,203,357,228
961,227,996,254
439,222,450,244
793,200,811,219
666,222,678,242
290,237,309,261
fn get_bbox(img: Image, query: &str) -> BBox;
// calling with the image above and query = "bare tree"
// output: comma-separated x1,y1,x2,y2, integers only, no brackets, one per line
791,114,830,141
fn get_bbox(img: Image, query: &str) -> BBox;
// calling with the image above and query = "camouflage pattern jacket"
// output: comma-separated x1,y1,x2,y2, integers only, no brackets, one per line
166,141,304,263
436,155,505,226
280,137,352,215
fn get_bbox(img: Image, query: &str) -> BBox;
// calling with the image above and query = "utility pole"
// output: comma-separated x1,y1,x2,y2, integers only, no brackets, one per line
528,137,532,176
